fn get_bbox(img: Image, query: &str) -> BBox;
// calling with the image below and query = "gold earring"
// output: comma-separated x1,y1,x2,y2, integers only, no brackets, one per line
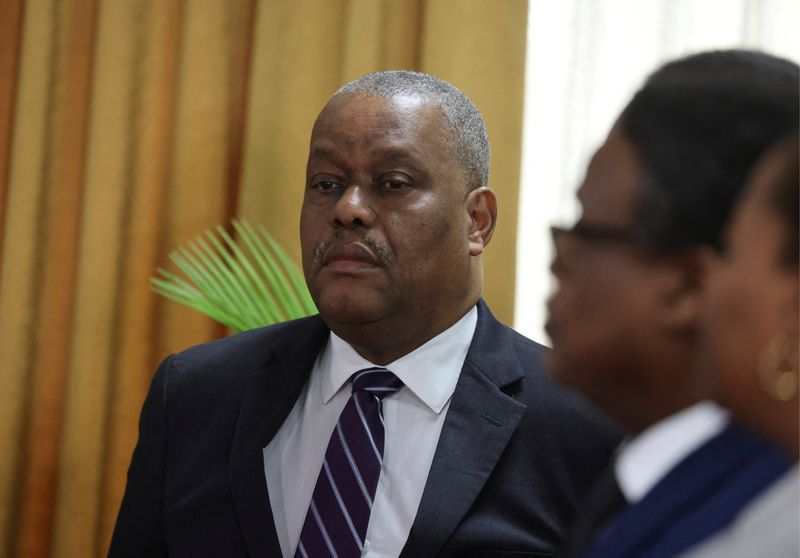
757,332,799,402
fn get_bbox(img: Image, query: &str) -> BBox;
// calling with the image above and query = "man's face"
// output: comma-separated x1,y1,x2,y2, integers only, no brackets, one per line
546,128,671,423
300,93,476,352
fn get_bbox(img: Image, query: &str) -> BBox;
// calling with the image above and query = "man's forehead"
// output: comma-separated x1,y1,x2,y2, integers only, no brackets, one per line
307,92,447,160
309,144,415,161
314,92,440,129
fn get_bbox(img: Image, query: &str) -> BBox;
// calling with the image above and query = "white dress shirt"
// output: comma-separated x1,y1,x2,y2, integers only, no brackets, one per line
263,306,478,558
615,401,730,504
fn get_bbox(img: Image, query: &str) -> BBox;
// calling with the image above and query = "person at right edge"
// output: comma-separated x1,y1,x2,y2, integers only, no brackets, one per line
684,134,799,557
547,49,799,558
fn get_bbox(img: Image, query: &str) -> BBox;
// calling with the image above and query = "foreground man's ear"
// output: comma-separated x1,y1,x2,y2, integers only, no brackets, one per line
466,187,497,256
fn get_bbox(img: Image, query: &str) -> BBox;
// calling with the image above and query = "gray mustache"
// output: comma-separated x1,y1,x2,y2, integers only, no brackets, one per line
313,232,392,268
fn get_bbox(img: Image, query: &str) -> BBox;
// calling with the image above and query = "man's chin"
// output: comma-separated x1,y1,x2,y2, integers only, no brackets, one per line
314,293,388,327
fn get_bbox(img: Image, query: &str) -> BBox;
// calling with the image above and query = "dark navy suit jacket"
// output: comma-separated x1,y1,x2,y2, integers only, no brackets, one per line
579,424,790,558
109,300,621,557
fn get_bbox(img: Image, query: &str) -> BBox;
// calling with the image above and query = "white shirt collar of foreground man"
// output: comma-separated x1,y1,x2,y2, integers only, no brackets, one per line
615,401,730,504
263,305,478,558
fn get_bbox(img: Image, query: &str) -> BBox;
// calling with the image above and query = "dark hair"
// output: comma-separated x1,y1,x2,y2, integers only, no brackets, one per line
336,70,490,190
767,135,799,265
618,49,799,251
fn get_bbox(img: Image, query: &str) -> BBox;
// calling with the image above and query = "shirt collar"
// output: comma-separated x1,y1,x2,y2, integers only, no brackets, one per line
615,400,730,504
317,306,478,413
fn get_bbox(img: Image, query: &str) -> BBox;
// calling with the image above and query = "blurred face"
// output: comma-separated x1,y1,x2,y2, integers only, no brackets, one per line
704,148,799,430
300,93,479,358
546,128,684,428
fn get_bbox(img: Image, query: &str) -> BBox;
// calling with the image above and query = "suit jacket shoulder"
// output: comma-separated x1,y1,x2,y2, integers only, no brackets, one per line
680,465,800,558
582,424,791,558
167,314,328,393
109,315,329,557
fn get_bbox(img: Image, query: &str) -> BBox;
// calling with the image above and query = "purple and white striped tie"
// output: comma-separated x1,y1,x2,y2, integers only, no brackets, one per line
295,367,403,558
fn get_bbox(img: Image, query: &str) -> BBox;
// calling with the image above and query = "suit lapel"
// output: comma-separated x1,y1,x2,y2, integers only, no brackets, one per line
401,301,527,558
228,317,329,557
585,425,788,558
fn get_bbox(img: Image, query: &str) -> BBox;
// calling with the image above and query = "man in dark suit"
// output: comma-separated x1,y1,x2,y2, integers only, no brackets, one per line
110,71,619,557
547,50,799,558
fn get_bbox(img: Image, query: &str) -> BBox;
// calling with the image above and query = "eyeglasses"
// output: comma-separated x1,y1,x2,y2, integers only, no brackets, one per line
550,222,636,270
551,222,634,244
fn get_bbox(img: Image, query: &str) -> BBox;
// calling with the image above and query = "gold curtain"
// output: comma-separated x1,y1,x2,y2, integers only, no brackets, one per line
0,0,528,556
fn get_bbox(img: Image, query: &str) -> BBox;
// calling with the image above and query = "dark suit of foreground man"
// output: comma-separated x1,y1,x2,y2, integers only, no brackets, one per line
110,71,619,557
548,51,799,558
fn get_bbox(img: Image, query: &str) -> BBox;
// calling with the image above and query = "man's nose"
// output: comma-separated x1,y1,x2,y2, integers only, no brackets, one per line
332,184,374,229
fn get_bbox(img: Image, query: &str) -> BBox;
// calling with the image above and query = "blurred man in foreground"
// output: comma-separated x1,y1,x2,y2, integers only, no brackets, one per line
548,50,799,557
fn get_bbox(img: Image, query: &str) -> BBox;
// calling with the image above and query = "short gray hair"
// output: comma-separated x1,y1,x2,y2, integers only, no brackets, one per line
336,70,490,189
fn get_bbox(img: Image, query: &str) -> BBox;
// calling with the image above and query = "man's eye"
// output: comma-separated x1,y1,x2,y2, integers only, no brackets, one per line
381,179,410,191
314,181,339,191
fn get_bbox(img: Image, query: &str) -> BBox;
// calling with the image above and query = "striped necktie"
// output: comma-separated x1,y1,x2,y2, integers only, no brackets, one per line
295,367,403,558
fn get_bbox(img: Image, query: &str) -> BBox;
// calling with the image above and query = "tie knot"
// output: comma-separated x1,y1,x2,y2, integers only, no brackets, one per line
351,367,403,400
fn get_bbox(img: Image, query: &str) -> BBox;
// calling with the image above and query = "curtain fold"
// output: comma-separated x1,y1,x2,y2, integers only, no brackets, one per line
0,1,528,556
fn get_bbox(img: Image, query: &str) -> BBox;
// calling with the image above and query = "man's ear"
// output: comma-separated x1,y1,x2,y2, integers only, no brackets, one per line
656,248,706,335
466,187,497,256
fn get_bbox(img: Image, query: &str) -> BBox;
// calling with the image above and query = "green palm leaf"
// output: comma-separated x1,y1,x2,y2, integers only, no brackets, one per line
151,219,316,332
